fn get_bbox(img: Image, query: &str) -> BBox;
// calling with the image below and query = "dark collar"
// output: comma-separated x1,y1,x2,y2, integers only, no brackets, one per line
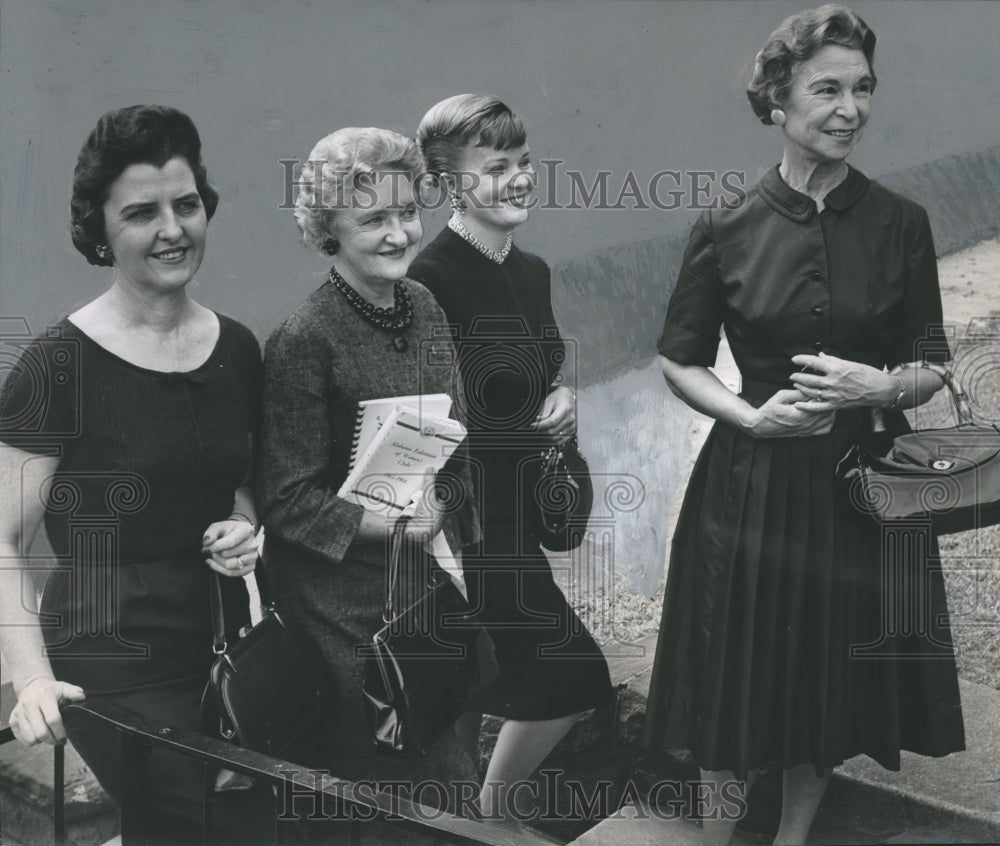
757,164,869,222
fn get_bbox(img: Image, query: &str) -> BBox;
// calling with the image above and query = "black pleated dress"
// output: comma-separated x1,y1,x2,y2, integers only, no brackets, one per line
642,166,965,778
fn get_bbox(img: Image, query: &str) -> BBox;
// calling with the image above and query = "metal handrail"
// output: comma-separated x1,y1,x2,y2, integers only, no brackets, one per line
61,701,555,846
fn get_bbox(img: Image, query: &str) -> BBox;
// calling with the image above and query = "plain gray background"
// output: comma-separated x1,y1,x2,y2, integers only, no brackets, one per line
2,0,998,336
1,0,998,598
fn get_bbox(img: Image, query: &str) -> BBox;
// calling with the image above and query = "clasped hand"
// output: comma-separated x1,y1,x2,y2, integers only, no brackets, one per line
202,519,259,577
747,389,835,438
399,468,448,544
789,352,894,411
746,352,894,439
531,386,576,441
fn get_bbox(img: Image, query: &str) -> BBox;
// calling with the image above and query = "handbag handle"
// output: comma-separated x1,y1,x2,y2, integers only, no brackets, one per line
209,562,276,655
919,361,974,426
541,434,580,460
382,516,412,624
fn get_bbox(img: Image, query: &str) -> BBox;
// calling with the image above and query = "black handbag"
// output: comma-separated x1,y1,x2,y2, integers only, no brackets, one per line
361,517,499,754
536,436,595,551
837,361,1000,534
201,566,329,760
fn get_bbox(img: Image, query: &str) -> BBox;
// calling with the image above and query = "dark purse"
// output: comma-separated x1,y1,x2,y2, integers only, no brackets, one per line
536,436,595,551
836,361,1000,534
361,517,499,754
201,566,329,760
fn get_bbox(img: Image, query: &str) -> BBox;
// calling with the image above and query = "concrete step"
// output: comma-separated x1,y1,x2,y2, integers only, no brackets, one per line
569,801,765,846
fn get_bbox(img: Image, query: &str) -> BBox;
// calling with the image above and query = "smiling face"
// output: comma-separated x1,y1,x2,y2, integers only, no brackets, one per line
452,142,535,235
102,156,207,295
778,43,874,168
332,171,422,290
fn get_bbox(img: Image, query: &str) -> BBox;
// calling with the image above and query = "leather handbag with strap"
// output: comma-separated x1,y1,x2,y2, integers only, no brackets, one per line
201,566,330,761
498,277,594,552
836,361,1000,534
535,436,594,551
361,517,499,754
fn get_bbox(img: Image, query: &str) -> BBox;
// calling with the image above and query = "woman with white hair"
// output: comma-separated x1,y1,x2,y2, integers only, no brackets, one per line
257,126,479,798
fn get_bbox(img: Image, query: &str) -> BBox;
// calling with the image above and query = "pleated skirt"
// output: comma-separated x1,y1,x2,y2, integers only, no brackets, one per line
642,418,965,778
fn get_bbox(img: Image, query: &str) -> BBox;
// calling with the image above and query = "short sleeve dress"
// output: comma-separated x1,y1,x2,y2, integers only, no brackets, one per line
256,277,481,789
409,226,613,720
0,313,261,830
642,166,966,777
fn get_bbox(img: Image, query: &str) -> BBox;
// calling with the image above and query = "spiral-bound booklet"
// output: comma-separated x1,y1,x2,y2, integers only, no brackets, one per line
338,404,467,512
349,393,452,470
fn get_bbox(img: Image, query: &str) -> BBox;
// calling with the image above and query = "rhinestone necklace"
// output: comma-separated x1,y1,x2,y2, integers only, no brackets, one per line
328,266,413,352
448,215,513,264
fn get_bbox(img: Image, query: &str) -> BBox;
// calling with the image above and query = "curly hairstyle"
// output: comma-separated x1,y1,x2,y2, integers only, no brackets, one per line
293,127,422,256
746,4,877,125
415,94,527,181
70,105,219,266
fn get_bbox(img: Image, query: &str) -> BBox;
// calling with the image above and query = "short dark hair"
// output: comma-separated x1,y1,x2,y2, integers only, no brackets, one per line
70,105,219,266
415,93,527,179
746,4,877,125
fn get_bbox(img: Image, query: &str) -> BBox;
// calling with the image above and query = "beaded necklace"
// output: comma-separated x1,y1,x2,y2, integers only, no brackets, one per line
328,266,413,352
448,215,513,265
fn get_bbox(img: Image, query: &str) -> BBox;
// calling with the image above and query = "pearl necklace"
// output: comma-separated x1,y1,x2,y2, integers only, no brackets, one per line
448,216,513,265
328,267,413,352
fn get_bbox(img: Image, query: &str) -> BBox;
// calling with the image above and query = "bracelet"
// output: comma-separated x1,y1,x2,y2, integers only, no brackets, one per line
885,375,906,410
229,510,259,534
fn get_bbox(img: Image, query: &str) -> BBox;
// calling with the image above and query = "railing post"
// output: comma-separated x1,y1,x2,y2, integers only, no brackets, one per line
53,742,65,846
118,733,151,845
200,761,214,846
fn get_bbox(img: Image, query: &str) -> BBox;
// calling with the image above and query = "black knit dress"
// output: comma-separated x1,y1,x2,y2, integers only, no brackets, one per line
410,226,613,720
0,314,260,837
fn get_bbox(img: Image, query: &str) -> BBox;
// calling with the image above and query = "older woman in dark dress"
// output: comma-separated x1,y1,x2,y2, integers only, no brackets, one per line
643,6,964,845
257,127,480,807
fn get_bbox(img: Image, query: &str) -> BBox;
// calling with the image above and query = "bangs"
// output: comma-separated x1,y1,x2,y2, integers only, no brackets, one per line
471,107,526,151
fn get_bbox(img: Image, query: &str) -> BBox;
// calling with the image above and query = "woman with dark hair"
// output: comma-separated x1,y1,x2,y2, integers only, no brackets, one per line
643,6,964,844
0,105,262,842
409,93,613,826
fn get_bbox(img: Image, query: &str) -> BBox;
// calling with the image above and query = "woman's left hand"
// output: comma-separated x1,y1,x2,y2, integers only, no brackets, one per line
789,352,896,411
531,386,576,440
201,519,259,578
